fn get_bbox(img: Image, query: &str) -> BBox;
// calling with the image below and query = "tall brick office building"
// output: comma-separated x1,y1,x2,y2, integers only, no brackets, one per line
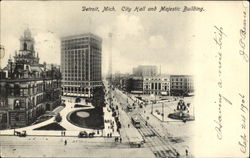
61,33,102,97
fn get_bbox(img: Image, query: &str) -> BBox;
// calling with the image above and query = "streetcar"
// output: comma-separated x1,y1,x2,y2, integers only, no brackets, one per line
131,116,141,128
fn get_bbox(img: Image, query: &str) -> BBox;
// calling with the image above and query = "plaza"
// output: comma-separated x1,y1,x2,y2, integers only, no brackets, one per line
0,92,152,158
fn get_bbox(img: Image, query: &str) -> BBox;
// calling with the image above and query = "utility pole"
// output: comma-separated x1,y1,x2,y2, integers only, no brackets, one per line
151,101,153,114
162,102,164,121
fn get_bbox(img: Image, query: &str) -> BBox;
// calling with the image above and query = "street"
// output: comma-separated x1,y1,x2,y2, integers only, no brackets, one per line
111,86,194,158
0,135,154,158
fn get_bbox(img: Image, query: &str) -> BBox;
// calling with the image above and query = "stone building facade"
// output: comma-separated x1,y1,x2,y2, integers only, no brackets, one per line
143,75,170,95
170,75,194,96
0,29,61,129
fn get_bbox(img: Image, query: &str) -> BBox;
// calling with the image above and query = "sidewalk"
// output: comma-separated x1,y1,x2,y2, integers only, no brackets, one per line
103,106,120,137
112,90,144,144
141,104,195,156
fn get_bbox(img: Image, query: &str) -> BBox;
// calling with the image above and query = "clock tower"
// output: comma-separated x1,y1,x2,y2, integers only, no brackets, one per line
14,28,39,64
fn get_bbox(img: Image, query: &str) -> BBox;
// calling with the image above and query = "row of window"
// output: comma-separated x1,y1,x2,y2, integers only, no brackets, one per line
62,44,101,50
144,85,169,91
62,82,90,85
64,76,101,81
172,83,192,86
63,50,88,56
171,86,193,89
63,87,90,91
171,78,192,82
62,37,101,44
144,78,169,81
0,82,60,97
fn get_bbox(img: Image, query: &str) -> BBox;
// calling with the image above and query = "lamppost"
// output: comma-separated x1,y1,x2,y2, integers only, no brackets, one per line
151,101,153,114
162,102,164,121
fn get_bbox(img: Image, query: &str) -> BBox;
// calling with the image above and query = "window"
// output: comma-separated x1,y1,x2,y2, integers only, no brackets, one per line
24,42,27,50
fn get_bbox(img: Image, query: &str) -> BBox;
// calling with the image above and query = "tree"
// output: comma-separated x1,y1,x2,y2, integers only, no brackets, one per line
75,97,81,103
55,113,62,122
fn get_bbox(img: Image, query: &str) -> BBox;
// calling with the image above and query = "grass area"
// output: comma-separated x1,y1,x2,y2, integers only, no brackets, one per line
67,108,104,130
34,122,66,130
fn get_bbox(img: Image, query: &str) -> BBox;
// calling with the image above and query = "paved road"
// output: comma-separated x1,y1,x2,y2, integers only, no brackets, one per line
112,88,179,158
0,135,154,158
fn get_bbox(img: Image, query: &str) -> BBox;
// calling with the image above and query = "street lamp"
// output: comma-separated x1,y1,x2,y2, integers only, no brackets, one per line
162,102,164,121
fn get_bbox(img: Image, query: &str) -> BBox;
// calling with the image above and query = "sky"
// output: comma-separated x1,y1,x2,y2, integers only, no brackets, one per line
0,1,198,75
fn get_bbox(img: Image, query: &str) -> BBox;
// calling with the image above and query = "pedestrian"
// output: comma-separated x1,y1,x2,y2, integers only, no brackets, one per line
185,149,188,156
176,152,180,158
64,140,67,146
120,137,122,143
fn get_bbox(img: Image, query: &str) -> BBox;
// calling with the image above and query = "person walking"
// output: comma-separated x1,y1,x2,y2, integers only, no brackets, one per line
185,149,189,156
119,137,122,143
64,140,67,146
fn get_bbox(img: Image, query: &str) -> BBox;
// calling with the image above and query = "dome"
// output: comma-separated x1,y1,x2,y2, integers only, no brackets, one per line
24,28,32,38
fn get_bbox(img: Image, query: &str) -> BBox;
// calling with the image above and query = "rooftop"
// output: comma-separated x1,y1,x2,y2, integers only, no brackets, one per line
61,33,102,42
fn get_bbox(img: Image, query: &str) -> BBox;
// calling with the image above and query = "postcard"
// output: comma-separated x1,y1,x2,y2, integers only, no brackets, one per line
0,1,249,158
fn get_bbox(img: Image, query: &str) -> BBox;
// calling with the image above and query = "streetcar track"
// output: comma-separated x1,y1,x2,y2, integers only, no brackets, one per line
113,90,178,158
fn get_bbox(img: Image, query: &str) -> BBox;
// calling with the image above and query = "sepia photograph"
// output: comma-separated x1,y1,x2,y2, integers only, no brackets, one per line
0,1,249,158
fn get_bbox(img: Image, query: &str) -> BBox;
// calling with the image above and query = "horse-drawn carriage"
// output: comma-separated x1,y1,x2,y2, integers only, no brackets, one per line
78,131,95,138
14,130,26,137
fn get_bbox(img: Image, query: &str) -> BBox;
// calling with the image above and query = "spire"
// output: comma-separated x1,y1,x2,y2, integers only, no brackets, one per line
24,28,32,38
